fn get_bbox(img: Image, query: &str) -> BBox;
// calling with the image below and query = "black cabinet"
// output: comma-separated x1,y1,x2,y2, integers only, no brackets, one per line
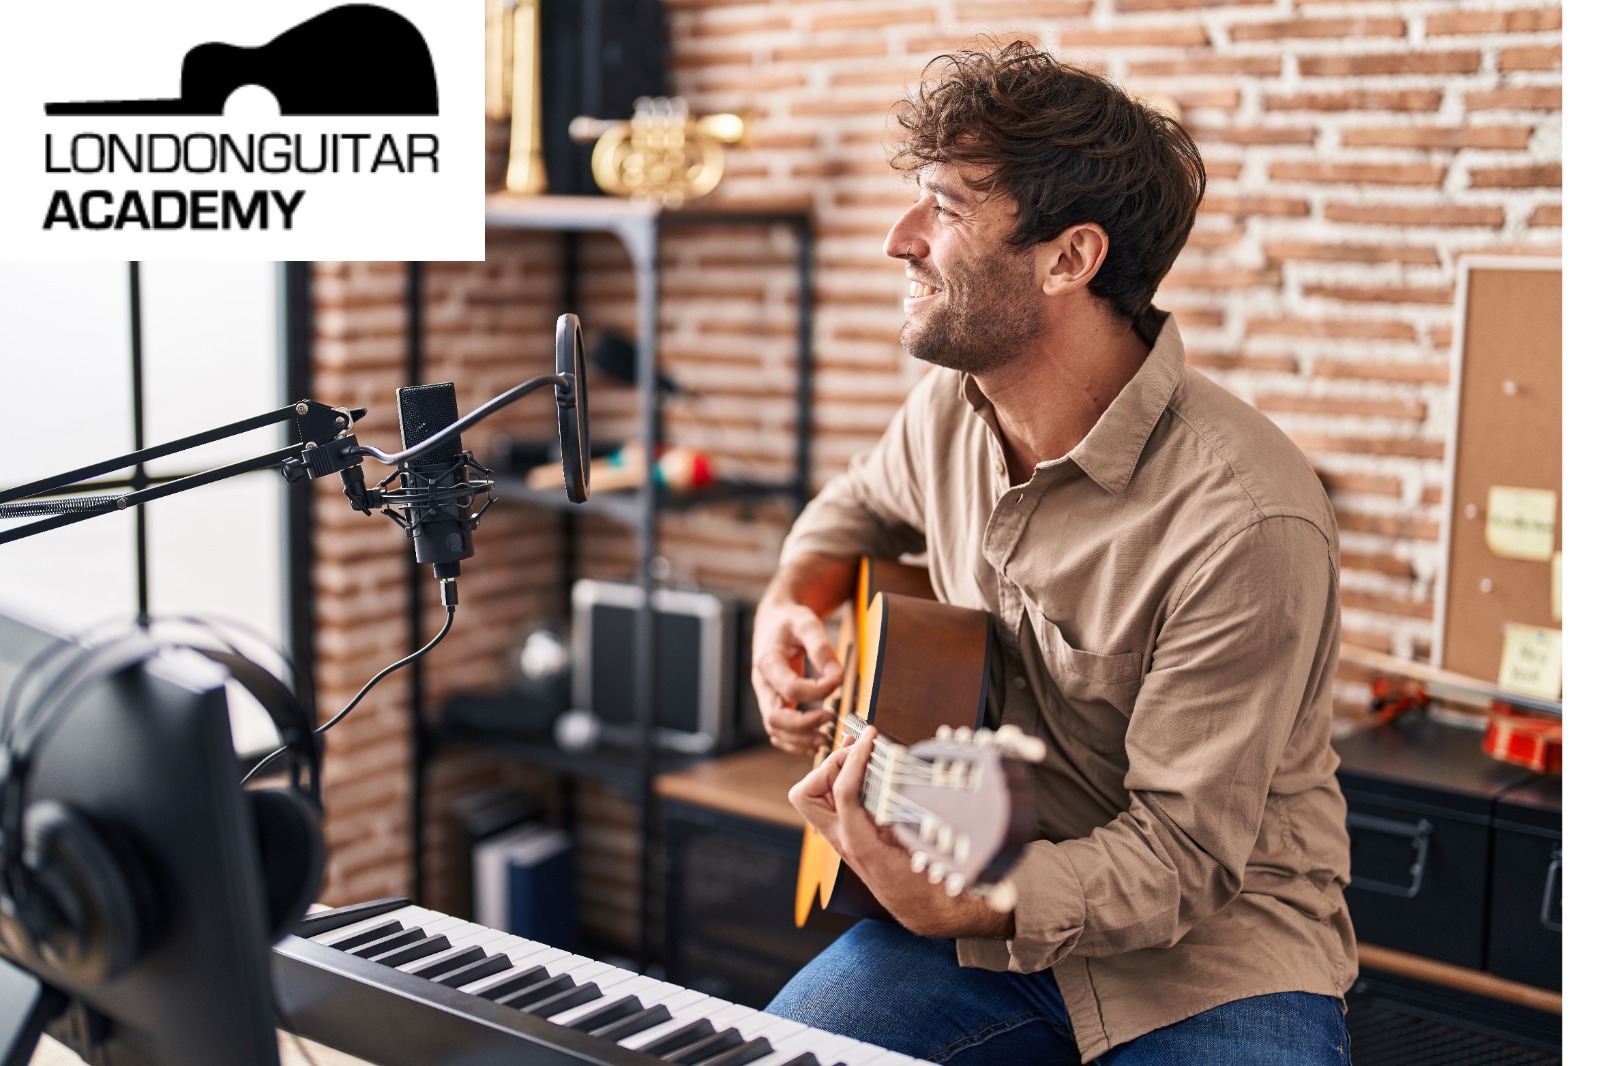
1335,717,1534,970
662,802,853,1008
1487,776,1561,991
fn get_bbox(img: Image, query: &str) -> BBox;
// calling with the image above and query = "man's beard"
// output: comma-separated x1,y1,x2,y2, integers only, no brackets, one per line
900,246,1044,374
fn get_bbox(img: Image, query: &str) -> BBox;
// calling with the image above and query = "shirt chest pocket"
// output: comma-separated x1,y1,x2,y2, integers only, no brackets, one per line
1033,625,1144,755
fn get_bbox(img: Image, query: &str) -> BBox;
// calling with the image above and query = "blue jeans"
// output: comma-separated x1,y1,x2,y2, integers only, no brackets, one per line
768,920,1352,1065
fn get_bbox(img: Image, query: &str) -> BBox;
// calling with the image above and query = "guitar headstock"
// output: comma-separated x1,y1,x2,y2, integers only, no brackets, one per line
889,725,1044,909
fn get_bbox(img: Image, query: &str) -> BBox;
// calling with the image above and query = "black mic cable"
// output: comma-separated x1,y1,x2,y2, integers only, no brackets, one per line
240,593,456,788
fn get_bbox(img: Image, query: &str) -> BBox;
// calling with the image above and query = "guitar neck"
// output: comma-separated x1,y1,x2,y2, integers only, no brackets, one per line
836,714,928,829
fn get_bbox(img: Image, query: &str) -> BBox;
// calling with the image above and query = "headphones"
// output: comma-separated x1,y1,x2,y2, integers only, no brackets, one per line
0,629,326,987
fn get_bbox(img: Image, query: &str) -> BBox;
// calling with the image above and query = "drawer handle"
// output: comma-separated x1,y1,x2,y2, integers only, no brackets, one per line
1540,847,1562,933
1347,812,1433,899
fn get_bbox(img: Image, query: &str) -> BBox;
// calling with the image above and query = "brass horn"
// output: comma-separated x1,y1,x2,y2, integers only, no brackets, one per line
570,97,747,206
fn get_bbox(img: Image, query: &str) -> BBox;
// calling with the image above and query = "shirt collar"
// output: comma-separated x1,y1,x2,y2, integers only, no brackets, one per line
1068,306,1185,494
961,307,1186,495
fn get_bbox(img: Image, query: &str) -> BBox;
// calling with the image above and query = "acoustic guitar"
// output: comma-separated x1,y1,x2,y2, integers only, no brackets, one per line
792,558,1043,928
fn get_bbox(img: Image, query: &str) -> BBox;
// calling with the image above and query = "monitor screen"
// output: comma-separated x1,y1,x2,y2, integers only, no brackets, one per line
0,604,282,1065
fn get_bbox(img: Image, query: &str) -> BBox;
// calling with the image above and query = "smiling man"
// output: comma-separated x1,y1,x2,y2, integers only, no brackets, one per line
751,43,1357,1066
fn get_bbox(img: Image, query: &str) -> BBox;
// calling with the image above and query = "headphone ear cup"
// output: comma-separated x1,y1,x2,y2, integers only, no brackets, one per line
19,800,149,985
247,788,325,943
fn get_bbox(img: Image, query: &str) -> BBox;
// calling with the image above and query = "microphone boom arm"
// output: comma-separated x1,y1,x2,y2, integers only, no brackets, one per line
0,400,364,545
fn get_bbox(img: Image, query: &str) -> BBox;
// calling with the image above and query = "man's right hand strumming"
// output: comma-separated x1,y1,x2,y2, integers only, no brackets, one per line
751,553,856,756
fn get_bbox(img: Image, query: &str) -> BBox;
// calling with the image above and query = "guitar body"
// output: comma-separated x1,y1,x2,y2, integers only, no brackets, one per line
793,558,995,927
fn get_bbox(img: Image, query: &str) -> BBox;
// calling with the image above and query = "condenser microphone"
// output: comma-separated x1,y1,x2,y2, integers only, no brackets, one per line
395,382,476,580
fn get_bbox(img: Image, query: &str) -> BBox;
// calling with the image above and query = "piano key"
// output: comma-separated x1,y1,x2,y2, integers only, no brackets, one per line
398,944,486,978
614,991,720,1051
350,926,426,959
323,919,403,952
635,1019,717,1057
557,994,645,1034
499,973,578,1009
545,974,653,1027
309,905,438,945
520,981,604,1018
589,1002,672,1042
661,1027,750,1063
471,966,553,1002
431,952,513,989
295,896,410,938
370,933,453,968
699,1037,779,1066
624,1000,756,1057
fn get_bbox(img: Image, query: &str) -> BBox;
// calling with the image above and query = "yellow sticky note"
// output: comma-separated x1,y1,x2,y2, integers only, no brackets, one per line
1498,624,1562,700
1485,486,1557,561
1552,552,1562,622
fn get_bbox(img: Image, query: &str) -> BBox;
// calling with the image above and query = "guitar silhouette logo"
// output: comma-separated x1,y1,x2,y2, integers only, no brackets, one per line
46,4,437,117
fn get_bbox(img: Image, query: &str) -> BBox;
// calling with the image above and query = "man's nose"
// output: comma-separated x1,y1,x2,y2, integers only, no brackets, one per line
884,210,928,261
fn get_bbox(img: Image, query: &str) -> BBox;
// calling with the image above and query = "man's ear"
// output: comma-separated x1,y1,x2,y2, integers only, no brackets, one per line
1039,223,1109,297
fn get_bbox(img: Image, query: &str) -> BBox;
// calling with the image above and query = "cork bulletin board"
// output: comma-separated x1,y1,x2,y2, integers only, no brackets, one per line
1435,258,1562,689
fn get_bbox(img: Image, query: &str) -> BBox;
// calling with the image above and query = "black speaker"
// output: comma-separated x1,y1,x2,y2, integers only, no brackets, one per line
540,0,668,195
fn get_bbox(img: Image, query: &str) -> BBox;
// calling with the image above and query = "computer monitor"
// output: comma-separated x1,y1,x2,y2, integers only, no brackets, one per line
0,604,282,1065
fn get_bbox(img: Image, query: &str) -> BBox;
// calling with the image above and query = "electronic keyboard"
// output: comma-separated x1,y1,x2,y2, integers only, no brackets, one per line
272,898,930,1066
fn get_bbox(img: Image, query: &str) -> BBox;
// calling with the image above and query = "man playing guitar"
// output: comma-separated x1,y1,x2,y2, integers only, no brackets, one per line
752,42,1355,1066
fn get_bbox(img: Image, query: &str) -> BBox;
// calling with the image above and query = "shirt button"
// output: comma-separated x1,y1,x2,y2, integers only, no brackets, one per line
1012,675,1028,691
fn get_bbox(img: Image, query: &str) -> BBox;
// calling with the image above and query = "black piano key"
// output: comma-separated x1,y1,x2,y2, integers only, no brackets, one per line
636,1019,717,1057
432,953,512,989
589,1003,672,1042
562,995,643,1033
662,1028,746,1064
471,966,550,1001
520,982,603,1019
328,920,403,952
296,897,410,938
351,927,425,959
371,934,452,968
773,1055,822,1066
409,945,487,979
698,1037,776,1066
499,974,576,1010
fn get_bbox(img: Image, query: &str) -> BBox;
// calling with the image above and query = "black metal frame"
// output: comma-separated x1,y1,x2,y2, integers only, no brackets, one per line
409,202,815,973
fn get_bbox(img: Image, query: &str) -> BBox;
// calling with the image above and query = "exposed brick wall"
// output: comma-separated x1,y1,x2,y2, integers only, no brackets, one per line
309,0,1559,914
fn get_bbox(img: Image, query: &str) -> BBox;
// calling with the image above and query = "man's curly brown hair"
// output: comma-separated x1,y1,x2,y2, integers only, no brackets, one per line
890,41,1205,321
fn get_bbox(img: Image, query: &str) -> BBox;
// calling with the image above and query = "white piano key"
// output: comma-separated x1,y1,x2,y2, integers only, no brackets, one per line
737,1016,809,1044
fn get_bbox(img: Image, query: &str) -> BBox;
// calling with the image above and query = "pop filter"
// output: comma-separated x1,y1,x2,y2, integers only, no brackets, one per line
554,313,590,503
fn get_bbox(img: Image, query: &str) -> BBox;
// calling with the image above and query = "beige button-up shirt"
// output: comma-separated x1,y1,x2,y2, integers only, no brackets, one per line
780,310,1356,1062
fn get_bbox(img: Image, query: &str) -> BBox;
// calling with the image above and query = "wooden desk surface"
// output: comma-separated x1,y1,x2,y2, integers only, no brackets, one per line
654,745,815,829
32,1032,374,1066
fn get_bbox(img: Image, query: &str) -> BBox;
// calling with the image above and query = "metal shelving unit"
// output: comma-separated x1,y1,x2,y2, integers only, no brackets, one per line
411,194,814,970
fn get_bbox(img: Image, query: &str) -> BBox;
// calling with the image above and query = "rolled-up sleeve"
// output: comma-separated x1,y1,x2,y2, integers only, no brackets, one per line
960,514,1338,971
779,375,933,566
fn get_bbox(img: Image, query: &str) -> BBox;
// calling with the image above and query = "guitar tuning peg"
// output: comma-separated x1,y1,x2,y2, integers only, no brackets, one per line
910,851,930,874
994,723,1022,741
935,724,953,739
972,729,995,747
928,862,948,884
1011,736,1048,763
953,725,973,743
943,873,966,897
981,879,1018,913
